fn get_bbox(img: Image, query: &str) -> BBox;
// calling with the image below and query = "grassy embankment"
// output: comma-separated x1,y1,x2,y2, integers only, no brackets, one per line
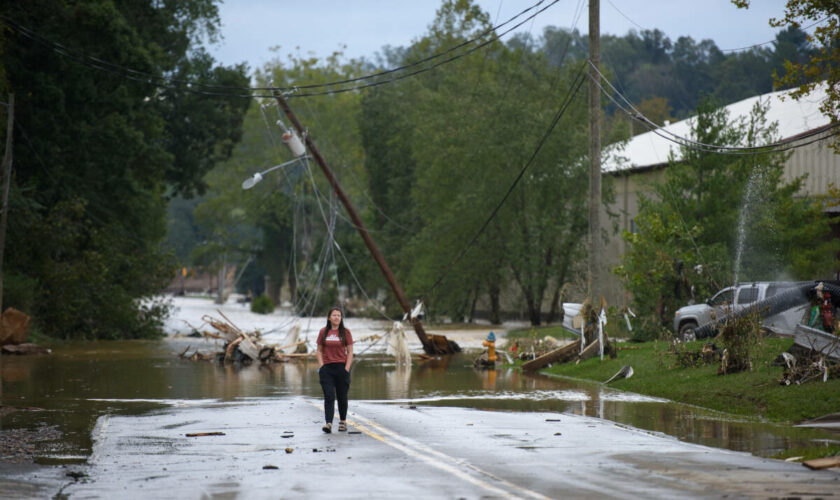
506,326,839,424
507,326,840,459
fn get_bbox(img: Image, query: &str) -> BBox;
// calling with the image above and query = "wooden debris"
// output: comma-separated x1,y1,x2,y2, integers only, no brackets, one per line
802,456,840,470
180,313,314,365
522,340,581,372
1,343,51,355
578,338,601,362
224,337,244,363
578,332,616,362
272,340,308,353
185,432,225,437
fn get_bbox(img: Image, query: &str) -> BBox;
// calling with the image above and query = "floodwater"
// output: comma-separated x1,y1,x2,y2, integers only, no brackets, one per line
1,339,837,466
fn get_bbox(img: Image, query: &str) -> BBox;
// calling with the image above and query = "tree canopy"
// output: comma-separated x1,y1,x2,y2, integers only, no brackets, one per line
733,0,840,149
0,0,249,338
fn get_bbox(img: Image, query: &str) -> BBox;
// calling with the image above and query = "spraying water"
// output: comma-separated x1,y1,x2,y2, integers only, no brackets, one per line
733,167,764,285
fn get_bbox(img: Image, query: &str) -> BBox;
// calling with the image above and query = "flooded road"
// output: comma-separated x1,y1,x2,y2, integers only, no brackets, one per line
2,337,837,467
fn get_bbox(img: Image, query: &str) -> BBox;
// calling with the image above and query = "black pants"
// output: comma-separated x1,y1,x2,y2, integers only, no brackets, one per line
319,362,350,423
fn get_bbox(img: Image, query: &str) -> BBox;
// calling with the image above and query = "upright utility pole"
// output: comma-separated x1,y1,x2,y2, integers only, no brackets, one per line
273,93,456,355
0,94,14,313
587,0,602,304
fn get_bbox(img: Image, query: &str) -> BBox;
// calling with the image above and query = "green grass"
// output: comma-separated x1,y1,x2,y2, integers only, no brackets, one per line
425,323,500,331
506,324,580,341
772,444,840,461
539,338,840,424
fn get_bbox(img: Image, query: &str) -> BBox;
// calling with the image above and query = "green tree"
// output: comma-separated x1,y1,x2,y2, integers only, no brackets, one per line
733,0,840,148
0,1,249,338
616,97,837,339
379,1,591,325
192,49,370,314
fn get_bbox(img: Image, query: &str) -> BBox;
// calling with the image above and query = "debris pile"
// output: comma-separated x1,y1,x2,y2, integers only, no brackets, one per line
178,311,312,365
673,314,758,375
505,335,566,361
716,316,760,375
777,323,840,385
779,350,840,386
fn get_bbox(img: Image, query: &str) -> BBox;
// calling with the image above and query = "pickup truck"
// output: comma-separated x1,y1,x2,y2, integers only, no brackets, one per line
673,282,808,341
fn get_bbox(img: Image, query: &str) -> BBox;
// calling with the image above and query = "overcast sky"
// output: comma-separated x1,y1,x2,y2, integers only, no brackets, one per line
208,0,794,71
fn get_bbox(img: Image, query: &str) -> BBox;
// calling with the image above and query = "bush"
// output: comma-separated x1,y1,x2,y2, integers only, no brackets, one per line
2,271,38,314
251,294,274,314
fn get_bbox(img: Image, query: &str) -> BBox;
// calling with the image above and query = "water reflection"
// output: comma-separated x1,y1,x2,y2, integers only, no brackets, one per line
1,340,837,464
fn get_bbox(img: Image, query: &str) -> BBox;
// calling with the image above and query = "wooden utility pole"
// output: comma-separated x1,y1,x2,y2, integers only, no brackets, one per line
273,93,457,355
587,0,601,303
0,94,14,313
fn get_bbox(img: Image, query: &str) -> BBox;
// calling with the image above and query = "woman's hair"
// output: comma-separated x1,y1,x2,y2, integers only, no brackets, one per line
320,307,347,346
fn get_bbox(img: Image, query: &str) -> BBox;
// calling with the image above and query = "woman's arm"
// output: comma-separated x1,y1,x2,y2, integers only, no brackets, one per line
316,329,324,367
345,343,353,371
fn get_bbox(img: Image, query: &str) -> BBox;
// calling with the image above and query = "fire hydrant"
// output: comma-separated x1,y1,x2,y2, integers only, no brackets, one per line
482,331,497,363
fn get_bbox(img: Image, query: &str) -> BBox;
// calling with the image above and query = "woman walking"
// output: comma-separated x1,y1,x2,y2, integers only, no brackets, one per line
316,307,354,433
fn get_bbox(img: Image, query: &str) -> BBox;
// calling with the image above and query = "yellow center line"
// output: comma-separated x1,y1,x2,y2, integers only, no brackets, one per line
307,400,548,500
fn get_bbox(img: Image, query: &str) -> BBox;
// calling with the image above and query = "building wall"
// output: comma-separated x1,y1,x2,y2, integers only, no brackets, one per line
784,137,840,195
598,136,840,309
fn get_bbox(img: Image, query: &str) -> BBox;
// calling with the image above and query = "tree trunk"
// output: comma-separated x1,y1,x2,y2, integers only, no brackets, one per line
286,266,297,307
489,284,501,325
468,287,478,323
547,283,561,323
525,294,541,326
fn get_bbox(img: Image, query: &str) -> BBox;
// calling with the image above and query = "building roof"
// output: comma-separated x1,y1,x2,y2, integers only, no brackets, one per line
603,84,831,174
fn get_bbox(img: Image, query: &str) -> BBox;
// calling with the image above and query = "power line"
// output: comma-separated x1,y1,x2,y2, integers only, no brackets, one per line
587,61,840,155
302,157,398,322
284,0,564,98
604,0,645,31
0,1,562,99
601,1,828,54
283,0,555,92
294,99,416,233
720,17,829,53
425,62,587,296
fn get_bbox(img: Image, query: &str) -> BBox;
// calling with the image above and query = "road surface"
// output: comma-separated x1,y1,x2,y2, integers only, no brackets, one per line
5,396,838,499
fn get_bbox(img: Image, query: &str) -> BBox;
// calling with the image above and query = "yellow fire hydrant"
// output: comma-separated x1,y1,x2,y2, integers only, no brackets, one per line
482,332,497,363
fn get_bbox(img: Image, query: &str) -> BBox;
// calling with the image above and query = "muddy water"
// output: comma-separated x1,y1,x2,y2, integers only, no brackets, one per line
1,340,836,464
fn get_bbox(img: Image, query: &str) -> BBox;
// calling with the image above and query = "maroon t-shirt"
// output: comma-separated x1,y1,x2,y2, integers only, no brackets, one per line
318,327,353,364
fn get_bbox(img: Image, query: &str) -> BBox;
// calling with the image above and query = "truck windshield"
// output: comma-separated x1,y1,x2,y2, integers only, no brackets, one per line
709,289,734,307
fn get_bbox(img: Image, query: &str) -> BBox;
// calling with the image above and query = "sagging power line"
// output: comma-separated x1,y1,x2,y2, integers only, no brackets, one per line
0,0,562,99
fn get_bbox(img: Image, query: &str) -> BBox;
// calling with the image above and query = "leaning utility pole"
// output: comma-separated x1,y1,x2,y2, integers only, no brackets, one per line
273,93,457,355
587,0,602,304
0,94,14,313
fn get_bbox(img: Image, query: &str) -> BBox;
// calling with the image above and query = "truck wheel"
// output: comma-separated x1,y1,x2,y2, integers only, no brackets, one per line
679,322,697,342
